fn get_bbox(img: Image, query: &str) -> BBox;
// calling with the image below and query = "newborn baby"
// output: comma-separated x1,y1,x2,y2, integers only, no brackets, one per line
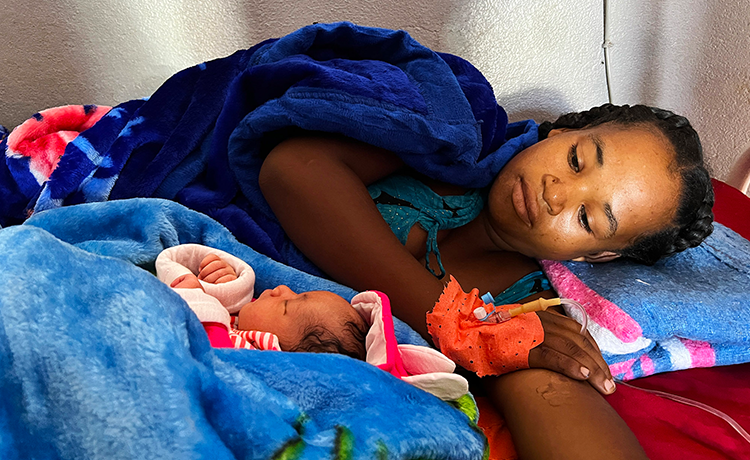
157,244,368,359
157,244,470,401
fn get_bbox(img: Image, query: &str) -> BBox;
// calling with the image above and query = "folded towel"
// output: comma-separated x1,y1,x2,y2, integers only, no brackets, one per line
157,243,256,313
353,290,470,401
541,223,750,380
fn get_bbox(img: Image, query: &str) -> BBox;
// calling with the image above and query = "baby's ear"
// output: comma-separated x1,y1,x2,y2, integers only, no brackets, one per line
571,251,620,263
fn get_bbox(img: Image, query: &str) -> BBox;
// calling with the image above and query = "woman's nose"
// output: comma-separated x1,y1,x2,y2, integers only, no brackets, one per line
542,174,567,215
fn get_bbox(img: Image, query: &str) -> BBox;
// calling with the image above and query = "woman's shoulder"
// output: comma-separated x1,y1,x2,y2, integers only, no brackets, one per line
398,171,471,197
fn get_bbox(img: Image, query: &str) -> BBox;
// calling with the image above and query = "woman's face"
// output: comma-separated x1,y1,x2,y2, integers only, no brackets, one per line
486,123,681,261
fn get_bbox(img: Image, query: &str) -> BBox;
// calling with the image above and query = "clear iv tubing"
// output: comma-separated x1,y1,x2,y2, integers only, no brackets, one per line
616,380,750,446
560,298,588,335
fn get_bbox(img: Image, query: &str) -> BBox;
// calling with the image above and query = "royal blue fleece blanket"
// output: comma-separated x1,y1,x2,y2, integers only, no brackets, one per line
0,198,485,460
0,21,537,276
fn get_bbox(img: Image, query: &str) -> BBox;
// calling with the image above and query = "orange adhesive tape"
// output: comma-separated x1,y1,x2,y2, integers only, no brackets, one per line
426,276,544,377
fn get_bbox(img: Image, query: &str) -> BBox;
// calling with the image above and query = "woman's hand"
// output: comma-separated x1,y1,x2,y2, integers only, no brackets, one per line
529,309,615,395
198,254,238,284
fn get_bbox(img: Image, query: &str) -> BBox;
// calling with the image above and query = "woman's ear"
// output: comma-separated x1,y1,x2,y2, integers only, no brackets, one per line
571,251,620,263
546,128,572,138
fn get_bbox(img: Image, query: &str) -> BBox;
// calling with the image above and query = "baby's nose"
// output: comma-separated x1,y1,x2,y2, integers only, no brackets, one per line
542,174,567,215
271,285,297,298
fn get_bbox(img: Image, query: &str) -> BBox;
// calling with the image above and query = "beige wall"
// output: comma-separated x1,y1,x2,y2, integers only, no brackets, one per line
1,0,747,179
607,0,750,180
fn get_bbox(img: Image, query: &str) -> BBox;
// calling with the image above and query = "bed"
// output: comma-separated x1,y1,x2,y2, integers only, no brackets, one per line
1,21,748,460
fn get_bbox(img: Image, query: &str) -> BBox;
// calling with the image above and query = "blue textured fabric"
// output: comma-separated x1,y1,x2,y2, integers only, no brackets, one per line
369,174,485,278
0,22,538,277
489,271,551,305
0,198,483,459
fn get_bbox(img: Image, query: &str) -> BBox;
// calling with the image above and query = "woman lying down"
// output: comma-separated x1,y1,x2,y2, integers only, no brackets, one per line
156,243,470,401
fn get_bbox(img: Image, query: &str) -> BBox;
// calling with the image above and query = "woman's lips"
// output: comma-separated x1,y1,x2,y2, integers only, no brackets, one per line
512,177,538,227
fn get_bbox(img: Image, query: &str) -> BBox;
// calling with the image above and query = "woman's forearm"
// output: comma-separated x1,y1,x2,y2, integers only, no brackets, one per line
484,370,647,460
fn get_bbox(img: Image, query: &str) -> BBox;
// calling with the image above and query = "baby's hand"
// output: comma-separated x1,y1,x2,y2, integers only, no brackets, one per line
198,254,238,284
171,273,204,290
529,310,616,395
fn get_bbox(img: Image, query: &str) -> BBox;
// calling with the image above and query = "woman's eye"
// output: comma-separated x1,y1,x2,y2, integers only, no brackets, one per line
578,206,592,233
568,143,580,172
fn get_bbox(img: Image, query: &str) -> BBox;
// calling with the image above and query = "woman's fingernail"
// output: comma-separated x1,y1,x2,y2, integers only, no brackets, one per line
604,379,616,393
580,367,590,378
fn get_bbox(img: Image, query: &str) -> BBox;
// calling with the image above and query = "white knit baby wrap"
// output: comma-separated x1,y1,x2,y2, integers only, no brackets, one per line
156,244,256,328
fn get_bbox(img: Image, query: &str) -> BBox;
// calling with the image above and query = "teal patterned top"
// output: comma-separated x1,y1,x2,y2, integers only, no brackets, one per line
368,174,550,300
368,175,484,278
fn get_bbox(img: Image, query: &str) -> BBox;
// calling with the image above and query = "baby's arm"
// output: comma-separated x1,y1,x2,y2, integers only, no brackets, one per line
198,254,238,284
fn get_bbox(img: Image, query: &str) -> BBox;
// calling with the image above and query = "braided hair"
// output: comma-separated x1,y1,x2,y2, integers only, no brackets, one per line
538,104,714,265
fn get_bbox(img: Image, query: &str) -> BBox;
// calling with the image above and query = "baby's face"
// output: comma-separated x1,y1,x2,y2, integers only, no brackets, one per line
238,285,365,350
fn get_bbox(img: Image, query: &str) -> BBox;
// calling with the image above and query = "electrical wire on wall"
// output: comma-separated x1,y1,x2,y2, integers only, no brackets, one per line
602,0,613,104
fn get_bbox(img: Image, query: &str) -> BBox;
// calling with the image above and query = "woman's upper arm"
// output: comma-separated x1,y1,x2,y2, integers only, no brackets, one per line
260,135,403,187
259,135,444,338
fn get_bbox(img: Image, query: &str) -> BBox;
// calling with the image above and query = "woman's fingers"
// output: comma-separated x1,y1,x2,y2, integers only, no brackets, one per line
550,317,611,378
528,345,591,380
539,311,610,374
534,310,616,395
580,329,610,378
534,332,614,395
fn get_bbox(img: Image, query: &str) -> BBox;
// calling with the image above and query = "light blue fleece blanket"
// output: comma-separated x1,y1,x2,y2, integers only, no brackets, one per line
0,198,485,460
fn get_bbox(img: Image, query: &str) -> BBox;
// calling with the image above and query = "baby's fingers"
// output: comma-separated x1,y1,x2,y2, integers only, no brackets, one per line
199,254,222,271
171,273,203,290
213,273,238,284
199,255,238,283
200,263,237,283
